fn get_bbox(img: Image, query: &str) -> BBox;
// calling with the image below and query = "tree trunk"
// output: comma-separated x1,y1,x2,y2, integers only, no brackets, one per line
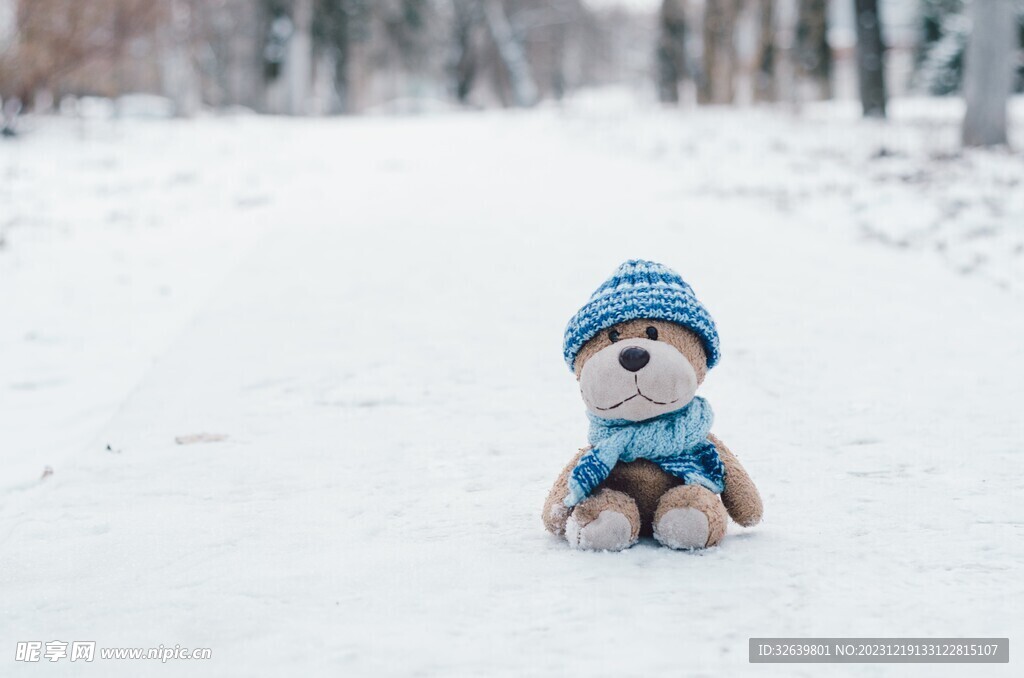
794,0,831,100
330,9,352,115
853,0,886,118
333,44,351,115
285,0,314,115
450,0,480,103
700,0,739,105
753,0,776,102
656,0,687,104
159,0,202,117
482,0,538,107
962,0,1015,147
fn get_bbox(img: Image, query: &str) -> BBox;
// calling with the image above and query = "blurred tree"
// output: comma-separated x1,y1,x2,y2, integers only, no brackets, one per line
962,0,1016,146
261,0,290,82
0,0,664,114
515,0,582,102
448,0,482,102
0,0,163,107
753,0,777,102
310,0,370,113
914,0,1024,97
285,0,314,115
656,0,688,104
378,0,439,103
915,0,966,95
700,0,739,104
158,0,200,117
266,0,377,114
483,0,538,107
1019,7,1024,93
260,0,300,113
1,96,21,136
853,0,886,117
379,0,432,63
1017,5,1024,93
187,1,263,111
794,0,831,99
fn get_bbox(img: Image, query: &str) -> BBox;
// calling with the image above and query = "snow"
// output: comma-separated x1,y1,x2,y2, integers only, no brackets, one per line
1,94,1022,676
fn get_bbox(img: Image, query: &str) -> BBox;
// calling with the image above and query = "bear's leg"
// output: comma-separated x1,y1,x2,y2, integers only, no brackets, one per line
565,489,640,552
653,485,727,550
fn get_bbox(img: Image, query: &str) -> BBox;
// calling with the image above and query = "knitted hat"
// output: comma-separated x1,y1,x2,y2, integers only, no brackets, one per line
563,259,720,372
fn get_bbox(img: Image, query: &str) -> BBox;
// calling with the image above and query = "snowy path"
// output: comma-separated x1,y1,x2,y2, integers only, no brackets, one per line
2,104,1022,677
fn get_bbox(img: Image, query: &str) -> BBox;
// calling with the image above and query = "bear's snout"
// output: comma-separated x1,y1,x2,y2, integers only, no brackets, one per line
579,335,700,422
618,346,650,372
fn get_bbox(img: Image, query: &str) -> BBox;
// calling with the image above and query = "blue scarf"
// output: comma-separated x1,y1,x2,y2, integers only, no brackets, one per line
564,397,724,507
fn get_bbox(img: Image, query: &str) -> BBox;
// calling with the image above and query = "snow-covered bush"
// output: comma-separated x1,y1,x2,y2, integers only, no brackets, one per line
914,0,1024,95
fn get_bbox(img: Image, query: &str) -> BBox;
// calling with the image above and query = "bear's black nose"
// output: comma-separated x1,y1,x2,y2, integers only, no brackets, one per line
618,346,650,372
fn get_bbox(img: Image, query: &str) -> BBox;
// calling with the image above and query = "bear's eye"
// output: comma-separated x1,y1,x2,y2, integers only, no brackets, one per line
646,326,659,341
608,330,620,343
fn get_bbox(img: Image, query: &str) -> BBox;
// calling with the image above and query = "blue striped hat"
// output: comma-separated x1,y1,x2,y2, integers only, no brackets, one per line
563,260,720,372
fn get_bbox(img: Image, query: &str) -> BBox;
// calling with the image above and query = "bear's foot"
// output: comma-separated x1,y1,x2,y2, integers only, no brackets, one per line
653,485,727,550
654,507,711,549
565,489,640,551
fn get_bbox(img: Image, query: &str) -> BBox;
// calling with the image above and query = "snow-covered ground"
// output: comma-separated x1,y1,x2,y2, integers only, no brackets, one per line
1,95,1022,677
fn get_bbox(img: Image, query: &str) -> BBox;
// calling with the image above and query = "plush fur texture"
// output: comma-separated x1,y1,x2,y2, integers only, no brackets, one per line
562,260,721,370
542,448,586,536
574,319,708,383
543,318,762,550
579,337,699,422
655,508,710,549
709,433,763,528
564,398,721,506
653,485,728,548
564,489,640,551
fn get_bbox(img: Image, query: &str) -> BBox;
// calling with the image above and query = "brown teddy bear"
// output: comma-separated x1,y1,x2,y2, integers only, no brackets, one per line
543,260,762,551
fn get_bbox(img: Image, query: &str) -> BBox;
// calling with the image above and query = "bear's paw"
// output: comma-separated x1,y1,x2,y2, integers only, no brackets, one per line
565,510,636,551
653,507,711,550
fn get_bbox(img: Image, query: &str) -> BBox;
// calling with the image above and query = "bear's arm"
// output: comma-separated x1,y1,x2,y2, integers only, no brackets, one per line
709,433,763,527
541,447,589,536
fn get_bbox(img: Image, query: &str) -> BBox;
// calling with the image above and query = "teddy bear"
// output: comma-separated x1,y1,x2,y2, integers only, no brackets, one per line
543,259,763,551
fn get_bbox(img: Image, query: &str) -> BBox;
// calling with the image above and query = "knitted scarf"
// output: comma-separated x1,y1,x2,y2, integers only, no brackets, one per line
563,396,724,508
